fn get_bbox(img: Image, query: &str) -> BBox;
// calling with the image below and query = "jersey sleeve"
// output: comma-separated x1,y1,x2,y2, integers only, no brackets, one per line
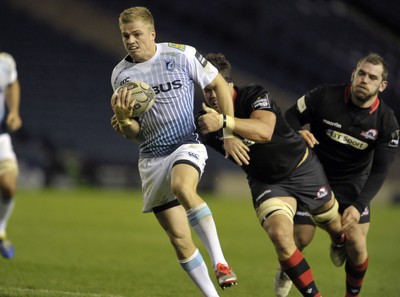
285,85,326,131
183,45,218,89
0,52,18,84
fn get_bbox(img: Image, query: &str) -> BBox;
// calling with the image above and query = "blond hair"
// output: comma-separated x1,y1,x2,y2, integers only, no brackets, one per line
119,6,155,31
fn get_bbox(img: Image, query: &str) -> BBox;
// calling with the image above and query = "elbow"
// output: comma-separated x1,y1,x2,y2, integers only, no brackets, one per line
255,131,273,143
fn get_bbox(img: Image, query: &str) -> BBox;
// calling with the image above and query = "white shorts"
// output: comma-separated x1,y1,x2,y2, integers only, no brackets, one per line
0,134,17,162
0,133,18,175
139,143,208,213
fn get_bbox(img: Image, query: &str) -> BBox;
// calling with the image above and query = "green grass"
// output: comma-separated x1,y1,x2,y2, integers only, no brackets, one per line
0,188,399,296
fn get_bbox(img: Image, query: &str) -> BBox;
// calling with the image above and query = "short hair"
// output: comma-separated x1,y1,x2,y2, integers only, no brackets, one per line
356,53,388,81
205,53,233,83
119,6,155,31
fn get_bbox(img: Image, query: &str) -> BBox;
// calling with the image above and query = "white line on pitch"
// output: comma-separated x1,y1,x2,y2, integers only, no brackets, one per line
5,287,125,297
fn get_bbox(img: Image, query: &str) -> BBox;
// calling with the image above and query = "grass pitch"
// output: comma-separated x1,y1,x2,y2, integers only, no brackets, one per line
0,188,399,297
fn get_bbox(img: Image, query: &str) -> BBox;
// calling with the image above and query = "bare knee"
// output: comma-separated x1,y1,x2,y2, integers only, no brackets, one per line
294,225,315,250
264,218,295,257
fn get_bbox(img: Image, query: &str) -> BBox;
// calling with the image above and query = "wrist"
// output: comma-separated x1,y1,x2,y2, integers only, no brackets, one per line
218,114,236,130
118,118,132,127
222,115,235,138
351,201,366,214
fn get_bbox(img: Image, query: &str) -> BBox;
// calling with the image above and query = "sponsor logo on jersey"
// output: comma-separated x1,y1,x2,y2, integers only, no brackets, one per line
252,94,271,109
164,58,175,71
360,129,378,140
119,77,130,86
153,80,183,94
316,187,328,199
322,119,342,128
389,130,399,148
326,129,368,150
195,51,207,67
168,43,186,51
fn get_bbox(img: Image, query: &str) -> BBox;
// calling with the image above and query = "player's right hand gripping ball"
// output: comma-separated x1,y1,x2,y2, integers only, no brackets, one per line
117,81,155,116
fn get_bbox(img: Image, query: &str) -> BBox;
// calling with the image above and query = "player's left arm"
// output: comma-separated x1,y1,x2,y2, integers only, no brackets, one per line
342,143,397,230
5,79,22,132
353,143,398,213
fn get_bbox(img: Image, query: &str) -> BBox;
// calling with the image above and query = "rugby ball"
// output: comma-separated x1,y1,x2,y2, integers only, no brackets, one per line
116,81,155,116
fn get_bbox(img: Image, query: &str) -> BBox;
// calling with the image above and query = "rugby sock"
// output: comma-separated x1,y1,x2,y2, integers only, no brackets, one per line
345,256,368,297
179,249,219,297
187,203,227,268
0,197,15,237
280,248,321,297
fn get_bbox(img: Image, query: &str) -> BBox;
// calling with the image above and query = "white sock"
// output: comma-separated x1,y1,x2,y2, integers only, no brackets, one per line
179,249,219,297
0,197,15,237
187,203,227,269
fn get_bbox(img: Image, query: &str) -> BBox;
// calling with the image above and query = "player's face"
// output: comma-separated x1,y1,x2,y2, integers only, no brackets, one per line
120,21,156,62
350,61,387,105
202,87,220,112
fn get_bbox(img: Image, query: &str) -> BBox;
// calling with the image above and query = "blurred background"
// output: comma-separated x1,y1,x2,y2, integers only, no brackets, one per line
1,0,399,201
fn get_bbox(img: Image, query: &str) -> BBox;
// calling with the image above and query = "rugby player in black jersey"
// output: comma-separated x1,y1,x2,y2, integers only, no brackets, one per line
277,53,399,297
197,53,346,297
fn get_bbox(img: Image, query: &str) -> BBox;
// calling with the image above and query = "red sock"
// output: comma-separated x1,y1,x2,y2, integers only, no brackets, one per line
345,256,369,297
280,248,321,297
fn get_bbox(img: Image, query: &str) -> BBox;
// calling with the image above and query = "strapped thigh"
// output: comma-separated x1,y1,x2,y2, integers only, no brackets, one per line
256,198,295,226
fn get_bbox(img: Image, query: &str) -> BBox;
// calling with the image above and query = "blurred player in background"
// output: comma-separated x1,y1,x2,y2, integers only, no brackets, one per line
197,53,345,297
110,7,250,296
0,52,22,259
276,53,399,297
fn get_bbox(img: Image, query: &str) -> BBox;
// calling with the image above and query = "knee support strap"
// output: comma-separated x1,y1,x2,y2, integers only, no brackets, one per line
256,198,295,226
312,198,339,225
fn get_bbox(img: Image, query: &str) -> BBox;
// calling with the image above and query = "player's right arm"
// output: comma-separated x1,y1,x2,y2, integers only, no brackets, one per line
111,86,140,140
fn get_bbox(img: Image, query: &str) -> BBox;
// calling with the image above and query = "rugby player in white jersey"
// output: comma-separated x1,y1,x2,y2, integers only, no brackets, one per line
110,6,250,296
0,52,22,259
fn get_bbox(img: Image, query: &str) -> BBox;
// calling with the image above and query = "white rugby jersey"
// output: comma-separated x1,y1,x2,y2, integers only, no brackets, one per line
0,53,17,127
111,43,218,157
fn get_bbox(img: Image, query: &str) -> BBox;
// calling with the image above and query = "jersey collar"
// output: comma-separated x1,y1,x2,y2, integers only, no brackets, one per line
344,84,380,114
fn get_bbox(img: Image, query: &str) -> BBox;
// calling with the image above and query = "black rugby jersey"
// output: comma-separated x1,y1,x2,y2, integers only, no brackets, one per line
285,84,399,212
198,84,307,183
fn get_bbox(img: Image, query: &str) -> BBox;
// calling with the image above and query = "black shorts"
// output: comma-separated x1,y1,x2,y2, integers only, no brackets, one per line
248,149,332,213
294,175,371,225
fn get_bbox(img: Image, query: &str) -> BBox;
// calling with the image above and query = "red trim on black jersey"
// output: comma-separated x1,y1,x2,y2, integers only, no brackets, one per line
369,97,380,114
344,84,380,114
